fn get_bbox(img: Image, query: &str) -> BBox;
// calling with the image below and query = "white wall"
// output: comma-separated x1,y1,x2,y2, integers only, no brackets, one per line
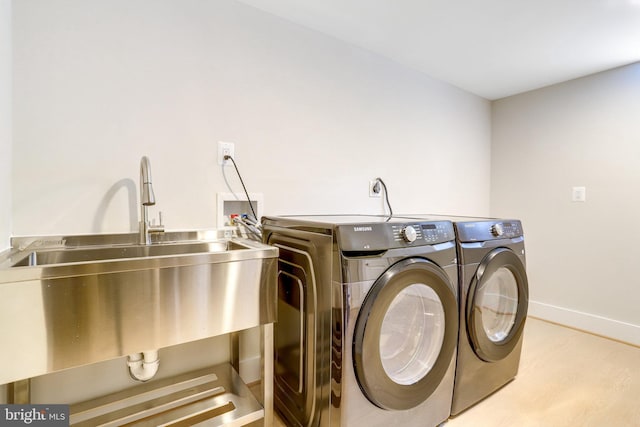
0,0,10,403
12,0,490,238
0,0,10,251
11,0,490,402
491,62,640,345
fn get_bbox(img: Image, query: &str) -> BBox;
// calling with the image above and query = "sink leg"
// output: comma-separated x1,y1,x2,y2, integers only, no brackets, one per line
262,323,274,427
7,379,30,404
229,325,273,427
230,332,240,373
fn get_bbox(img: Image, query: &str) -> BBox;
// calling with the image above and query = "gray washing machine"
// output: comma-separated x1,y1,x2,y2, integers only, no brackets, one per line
262,215,459,427
404,215,529,415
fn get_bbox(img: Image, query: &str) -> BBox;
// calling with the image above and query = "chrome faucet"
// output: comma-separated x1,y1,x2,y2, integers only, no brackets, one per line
139,156,164,244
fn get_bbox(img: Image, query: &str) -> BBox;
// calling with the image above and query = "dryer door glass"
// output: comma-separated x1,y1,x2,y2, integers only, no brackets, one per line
380,284,445,385
476,267,518,342
353,258,458,411
467,248,528,362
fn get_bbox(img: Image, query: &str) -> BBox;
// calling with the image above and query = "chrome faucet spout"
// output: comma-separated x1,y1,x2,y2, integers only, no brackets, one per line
139,156,163,244
140,156,156,206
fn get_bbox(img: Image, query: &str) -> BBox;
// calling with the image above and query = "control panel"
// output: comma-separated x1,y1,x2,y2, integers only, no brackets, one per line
456,220,523,242
337,220,455,252
391,222,454,244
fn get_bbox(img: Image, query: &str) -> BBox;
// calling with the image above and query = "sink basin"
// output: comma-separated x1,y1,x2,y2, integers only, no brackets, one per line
3,231,270,274
11,241,248,267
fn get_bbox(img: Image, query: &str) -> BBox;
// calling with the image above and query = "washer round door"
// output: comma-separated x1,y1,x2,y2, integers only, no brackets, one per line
467,247,529,362
353,257,458,410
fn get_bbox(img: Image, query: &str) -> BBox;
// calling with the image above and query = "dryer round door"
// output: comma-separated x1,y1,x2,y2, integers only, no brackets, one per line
353,257,458,410
467,247,529,362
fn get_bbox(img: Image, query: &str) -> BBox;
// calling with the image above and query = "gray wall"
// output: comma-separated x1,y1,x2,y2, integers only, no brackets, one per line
10,0,491,403
492,62,640,344
0,0,10,402
0,0,10,251
12,0,491,237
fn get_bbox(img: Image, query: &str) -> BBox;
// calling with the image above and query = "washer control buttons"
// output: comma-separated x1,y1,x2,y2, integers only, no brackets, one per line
401,225,417,243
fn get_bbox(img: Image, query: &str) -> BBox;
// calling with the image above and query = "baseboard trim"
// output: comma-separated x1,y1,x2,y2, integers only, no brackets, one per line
239,355,261,384
528,300,640,347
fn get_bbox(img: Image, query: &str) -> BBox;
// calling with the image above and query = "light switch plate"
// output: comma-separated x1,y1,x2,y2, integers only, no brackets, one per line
572,186,586,202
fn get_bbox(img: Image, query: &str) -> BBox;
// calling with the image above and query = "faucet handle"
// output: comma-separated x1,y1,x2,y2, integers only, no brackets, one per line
150,211,163,226
149,211,165,233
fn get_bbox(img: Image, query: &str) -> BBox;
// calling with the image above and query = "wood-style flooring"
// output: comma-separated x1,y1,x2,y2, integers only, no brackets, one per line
274,317,640,426
448,317,640,426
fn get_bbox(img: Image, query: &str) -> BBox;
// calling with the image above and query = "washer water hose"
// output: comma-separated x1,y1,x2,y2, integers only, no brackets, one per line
127,350,160,382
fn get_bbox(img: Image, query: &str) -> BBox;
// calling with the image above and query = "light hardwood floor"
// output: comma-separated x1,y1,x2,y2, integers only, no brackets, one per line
447,317,640,426
274,317,640,426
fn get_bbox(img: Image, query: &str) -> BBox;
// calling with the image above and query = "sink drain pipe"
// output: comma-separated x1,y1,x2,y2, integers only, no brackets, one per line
127,350,160,382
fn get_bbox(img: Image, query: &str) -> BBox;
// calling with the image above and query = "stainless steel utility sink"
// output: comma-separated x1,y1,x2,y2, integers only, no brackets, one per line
0,230,278,385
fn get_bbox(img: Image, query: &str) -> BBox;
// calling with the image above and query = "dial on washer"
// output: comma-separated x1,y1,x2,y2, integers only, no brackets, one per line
401,225,417,243
491,223,504,237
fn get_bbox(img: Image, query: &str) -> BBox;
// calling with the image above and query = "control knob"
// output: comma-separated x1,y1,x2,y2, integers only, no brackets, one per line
491,223,504,237
401,225,417,243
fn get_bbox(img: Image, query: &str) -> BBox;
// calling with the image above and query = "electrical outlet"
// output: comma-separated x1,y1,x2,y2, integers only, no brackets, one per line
218,141,235,166
369,180,382,198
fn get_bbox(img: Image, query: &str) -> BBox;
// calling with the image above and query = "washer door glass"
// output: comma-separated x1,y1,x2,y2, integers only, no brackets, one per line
380,284,445,385
467,248,528,362
476,267,518,342
353,257,458,411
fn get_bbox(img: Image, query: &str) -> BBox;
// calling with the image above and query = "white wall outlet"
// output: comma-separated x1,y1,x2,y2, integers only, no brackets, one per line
369,180,382,198
217,141,235,166
572,186,586,202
